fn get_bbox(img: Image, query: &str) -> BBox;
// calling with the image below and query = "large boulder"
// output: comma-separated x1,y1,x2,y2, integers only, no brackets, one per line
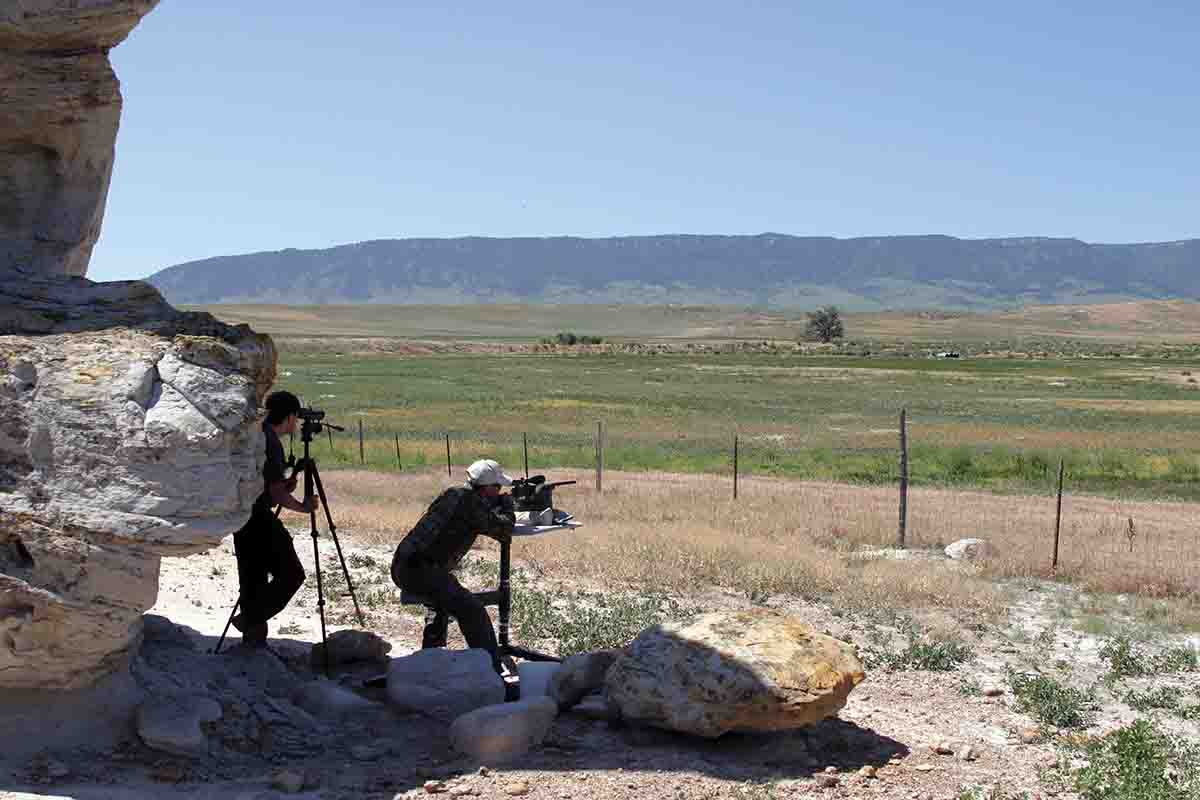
1,1,160,277
385,649,505,721
449,696,558,764
0,269,275,690
605,609,866,738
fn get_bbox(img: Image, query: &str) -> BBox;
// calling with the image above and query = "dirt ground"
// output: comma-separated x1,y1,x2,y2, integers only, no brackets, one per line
4,523,1198,800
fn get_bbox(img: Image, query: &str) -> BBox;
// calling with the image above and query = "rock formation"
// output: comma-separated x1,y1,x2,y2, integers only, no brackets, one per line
0,267,276,689
605,609,866,738
1,0,159,277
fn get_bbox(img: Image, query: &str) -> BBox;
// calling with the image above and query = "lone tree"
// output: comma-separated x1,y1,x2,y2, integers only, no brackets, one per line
804,305,845,343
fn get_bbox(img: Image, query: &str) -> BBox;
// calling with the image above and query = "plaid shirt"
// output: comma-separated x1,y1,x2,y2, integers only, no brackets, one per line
391,486,514,572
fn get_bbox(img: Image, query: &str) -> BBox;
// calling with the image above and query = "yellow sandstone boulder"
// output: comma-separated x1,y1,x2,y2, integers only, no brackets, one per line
605,608,865,738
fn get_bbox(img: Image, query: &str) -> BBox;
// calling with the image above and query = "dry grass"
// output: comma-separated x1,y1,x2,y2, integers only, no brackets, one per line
314,467,1192,631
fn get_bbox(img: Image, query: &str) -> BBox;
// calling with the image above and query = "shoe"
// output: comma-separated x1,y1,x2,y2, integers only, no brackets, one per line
504,681,521,703
242,622,268,647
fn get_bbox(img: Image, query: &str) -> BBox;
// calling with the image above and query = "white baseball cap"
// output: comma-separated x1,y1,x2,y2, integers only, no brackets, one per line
465,459,513,487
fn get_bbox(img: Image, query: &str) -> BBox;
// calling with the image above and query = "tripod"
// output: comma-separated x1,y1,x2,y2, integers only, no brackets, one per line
213,413,365,677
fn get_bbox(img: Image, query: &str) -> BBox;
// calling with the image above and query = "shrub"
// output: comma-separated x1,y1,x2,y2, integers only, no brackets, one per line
1008,669,1098,729
1073,720,1200,800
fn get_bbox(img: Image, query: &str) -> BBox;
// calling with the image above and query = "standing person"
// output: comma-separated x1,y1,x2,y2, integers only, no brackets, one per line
232,390,317,645
390,459,516,674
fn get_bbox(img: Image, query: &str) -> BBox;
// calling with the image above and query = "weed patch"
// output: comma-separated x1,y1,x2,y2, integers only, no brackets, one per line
511,579,696,656
861,618,973,672
1007,669,1098,729
1072,720,1200,800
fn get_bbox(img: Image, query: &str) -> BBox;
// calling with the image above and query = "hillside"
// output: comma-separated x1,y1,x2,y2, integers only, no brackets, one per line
148,234,1200,309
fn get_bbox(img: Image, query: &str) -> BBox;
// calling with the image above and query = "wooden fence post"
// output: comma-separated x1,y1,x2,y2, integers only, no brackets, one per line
394,433,402,470
358,420,364,464
1052,458,1065,572
523,432,529,479
596,421,604,493
898,408,908,548
445,433,452,477
733,433,739,500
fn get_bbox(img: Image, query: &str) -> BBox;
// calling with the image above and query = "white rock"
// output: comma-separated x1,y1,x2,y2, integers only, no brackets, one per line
515,661,560,699
386,649,505,720
272,770,306,793
548,649,619,710
450,697,559,764
136,695,223,756
291,679,378,717
944,538,992,561
0,271,276,691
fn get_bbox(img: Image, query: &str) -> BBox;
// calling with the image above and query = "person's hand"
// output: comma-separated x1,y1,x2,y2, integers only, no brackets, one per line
301,495,319,513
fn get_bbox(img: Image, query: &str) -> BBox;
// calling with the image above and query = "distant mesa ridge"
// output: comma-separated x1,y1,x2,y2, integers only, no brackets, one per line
145,233,1200,310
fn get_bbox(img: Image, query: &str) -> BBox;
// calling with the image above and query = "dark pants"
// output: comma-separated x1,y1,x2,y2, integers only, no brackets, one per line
234,514,306,627
393,561,499,671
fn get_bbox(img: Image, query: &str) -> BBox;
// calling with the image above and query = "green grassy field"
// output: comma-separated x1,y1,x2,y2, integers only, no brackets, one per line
274,348,1200,501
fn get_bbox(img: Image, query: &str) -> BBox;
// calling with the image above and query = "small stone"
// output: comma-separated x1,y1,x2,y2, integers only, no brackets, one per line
931,740,955,755
982,685,1003,697
914,764,936,772
1019,728,1040,744
824,766,838,774
506,782,531,796
424,780,446,794
858,766,877,779
272,770,306,793
956,745,977,762
450,787,477,797
478,767,491,777
817,774,839,787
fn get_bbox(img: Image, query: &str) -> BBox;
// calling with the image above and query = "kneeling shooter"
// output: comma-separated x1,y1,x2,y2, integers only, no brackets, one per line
390,458,515,673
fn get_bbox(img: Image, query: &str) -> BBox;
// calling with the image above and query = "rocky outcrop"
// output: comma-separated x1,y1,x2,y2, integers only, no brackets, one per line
0,1,159,277
605,609,865,738
0,267,275,690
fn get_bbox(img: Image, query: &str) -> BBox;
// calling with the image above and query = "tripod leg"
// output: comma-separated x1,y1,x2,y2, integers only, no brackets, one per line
212,597,240,655
305,460,331,678
310,461,365,628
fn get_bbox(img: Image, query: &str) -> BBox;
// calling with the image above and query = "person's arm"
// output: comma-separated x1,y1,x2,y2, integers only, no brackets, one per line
468,493,515,543
270,478,315,513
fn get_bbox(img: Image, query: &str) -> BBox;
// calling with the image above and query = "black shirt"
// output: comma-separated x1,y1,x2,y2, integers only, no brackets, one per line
251,421,287,518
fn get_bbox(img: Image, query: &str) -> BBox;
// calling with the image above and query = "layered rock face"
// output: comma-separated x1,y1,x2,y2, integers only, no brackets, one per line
0,0,159,277
606,609,866,738
0,267,276,689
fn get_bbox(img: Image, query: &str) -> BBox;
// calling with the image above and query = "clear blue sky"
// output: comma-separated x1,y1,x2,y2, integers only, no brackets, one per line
90,1,1199,282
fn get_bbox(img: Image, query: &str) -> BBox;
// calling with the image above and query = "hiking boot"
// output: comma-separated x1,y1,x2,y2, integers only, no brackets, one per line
504,680,521,703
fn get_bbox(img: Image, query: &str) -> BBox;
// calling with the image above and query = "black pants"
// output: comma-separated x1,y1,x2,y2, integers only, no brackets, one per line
234,513,306,627
393,561,499,671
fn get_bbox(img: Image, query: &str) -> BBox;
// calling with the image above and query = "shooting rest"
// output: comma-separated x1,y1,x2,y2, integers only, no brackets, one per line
399,521,582,664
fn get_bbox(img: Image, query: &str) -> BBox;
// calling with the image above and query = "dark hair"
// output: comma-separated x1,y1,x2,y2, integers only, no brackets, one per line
264,390,301,425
